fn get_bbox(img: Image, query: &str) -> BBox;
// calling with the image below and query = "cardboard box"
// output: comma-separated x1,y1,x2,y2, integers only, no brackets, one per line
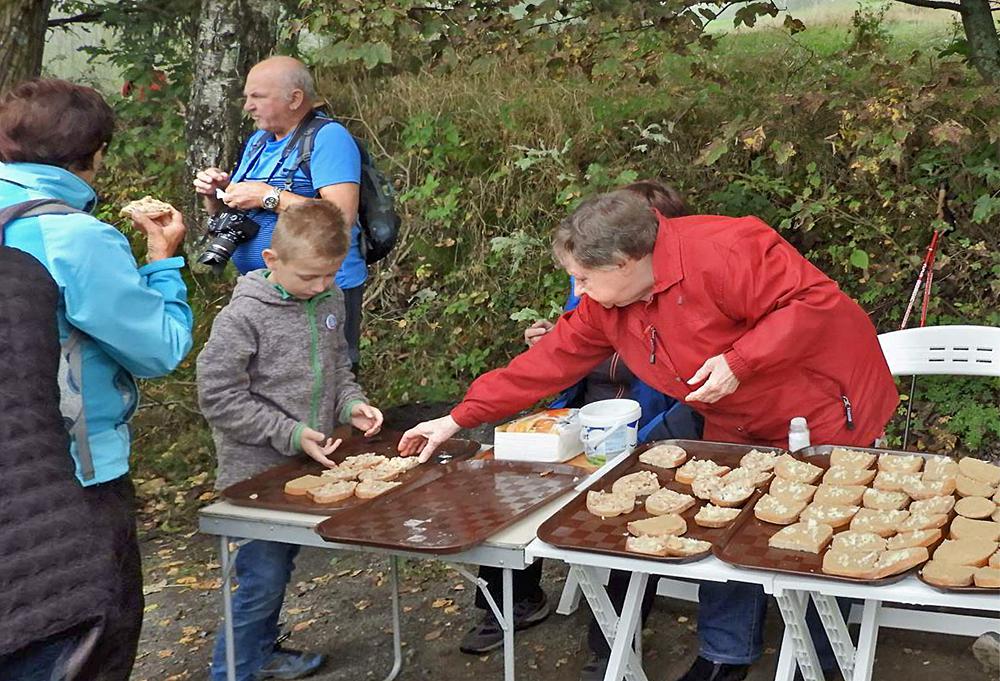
494,409,582,463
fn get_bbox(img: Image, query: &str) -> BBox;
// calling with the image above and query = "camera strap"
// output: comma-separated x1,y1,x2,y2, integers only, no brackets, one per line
233,111,320,186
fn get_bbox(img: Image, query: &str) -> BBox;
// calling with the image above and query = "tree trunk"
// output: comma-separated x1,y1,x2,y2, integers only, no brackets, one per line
185,0,281,213
0,0,54,94
960,0,999,83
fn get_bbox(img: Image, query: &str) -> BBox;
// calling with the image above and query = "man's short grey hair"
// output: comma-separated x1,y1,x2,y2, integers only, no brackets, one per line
553,190,659,268
284,62,316,103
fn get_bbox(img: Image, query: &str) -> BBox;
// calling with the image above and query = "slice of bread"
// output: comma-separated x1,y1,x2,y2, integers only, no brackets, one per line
989,551,1000,569
923,457,959,482
694,504,742,528
898,513,949,532
284,474,326,496
908,496,955,516
921,560,975,587
949,516,1000,542
994,508,1000,523
774,457,824,484
587,490,637,518
612,471,661,497
645,488,697,516
627,513,687,538
382,456,422,474
932,538,998,567
722,467,773,488
973,567,1000,588
675,459,730,485
308,480,357,504
822,549,880,579
863,488,910,511
994,488,1000,504
355,479,402,499
954,496,997,520
823,466,877,486
956,474,996,498
341,453,388,470
829,448,876,470
958,457,1000,487
873,471,921,492
831,531,887,553
814,485,866,507
768,521,834,553
800,503,859,529
664,535,713,557
120,195,173,218
740,449,781,472
320,466,359,482
691,475,723,501
358,465,402,482
625,535,670,556
886,529,941,550
639,444,689,469
710,483,754,508
877,453,924,474
754,494,807,525
903,477,957,500
850,509,910,537
872,546,929,579
770,477,817,503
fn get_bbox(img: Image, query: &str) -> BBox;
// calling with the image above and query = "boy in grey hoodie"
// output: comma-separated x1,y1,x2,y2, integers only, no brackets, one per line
198,199,383,681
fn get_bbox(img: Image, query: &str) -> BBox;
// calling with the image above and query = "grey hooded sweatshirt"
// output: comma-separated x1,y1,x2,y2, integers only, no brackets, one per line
197,270,367,490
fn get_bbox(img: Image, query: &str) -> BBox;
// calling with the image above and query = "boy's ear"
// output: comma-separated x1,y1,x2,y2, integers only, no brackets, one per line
261,248,279,269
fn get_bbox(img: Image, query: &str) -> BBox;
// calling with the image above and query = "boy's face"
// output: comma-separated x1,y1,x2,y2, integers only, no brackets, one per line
263,250,342,299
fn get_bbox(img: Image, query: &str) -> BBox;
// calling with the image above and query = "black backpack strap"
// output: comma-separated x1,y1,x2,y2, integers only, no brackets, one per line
281,114,335,189
0,199,82,245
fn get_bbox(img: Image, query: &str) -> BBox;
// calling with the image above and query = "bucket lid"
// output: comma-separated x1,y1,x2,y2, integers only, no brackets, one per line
578,399,641,426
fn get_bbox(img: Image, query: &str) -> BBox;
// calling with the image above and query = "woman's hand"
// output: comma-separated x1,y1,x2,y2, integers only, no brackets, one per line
300,428,343,468
685,354,740,404
524,319,555,347
398,415,461,463
350,403,384,437
130,207,186,263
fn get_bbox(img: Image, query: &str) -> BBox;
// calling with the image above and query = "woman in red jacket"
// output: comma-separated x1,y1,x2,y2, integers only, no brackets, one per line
400,189,899,681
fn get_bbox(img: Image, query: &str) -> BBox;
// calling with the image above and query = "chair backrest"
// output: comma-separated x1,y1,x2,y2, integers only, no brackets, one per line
877,325,1000,378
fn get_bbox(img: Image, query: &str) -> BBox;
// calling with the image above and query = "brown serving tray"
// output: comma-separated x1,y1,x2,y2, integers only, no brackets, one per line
220,430,480,515
714,445,968,587
315,459,583,554
536,439,782,563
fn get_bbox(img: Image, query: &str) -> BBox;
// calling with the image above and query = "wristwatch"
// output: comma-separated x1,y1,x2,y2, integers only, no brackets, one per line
262,187,283,210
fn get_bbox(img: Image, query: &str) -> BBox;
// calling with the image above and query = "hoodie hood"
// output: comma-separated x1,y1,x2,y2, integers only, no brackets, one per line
0,162,97,212
233,270,304,306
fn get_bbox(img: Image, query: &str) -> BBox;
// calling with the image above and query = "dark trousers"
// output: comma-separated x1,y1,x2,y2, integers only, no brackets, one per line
475,562,545,611
587,570,658,658
342,284,363,373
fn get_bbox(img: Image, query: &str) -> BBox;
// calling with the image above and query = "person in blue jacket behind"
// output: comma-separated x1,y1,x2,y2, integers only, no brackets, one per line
460,182,704,681
0,79,193,680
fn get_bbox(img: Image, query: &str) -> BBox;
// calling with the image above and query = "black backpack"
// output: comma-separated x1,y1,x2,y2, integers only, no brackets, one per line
246,111,400,265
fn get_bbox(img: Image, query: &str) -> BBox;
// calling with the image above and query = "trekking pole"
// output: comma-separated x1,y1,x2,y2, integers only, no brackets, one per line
901,186,950,449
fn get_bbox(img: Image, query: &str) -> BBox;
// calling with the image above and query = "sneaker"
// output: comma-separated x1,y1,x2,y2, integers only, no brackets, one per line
973,632,1000,676
254,645,325,680
579,653,610,681
676,656,749,681
459,593,551,654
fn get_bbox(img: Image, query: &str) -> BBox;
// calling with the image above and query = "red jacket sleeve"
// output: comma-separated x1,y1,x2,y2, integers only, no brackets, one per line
450,299,615,428
718,219,845,381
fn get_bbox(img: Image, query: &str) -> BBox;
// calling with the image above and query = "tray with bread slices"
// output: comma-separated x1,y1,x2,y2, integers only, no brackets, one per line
536,440,782,562
220,429,480,515
714,446,1000,588
315,459,582,553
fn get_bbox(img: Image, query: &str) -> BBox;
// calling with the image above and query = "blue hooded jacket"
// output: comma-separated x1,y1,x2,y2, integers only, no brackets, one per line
0,162,194,485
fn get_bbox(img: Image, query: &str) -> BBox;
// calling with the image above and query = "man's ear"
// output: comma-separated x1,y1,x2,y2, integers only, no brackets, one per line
287,89,305,112
262,248,279,269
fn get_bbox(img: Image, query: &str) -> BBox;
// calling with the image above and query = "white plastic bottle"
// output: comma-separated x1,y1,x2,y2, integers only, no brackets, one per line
788,417,811,452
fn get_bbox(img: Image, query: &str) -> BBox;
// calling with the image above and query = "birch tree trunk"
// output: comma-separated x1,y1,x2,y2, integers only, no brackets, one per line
0,0,53,94
185,0,281,211
960,0,999,83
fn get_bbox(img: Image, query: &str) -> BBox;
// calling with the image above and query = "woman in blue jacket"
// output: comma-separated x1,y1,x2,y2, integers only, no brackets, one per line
0,79,193,680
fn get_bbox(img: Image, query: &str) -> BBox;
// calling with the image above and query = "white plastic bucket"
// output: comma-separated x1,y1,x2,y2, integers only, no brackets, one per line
578,399,642,466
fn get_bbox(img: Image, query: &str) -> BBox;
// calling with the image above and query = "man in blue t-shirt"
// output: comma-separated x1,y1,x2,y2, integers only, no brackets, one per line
194,56,367,368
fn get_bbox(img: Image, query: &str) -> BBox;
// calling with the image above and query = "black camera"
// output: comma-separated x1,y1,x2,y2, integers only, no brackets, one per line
196,209,260,272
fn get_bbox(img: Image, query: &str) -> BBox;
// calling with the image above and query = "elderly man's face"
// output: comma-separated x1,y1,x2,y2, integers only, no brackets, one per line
563,255,654,309
242,66,299,135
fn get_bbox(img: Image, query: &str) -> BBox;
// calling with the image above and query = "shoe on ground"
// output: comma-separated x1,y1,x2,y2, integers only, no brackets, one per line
973,632,1000,676
459,593,551,654
579,653,610,681
254,646,325,680
677,656,750,681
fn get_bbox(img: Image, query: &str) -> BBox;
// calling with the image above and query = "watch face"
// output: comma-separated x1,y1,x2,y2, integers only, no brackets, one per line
263,192,278,209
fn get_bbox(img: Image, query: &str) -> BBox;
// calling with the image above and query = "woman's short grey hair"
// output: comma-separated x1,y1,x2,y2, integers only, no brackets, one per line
284,62,316,103
553,190,659,268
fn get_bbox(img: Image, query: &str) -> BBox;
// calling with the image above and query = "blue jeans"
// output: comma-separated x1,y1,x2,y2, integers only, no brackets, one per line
210,540,300,681
698,583,847,670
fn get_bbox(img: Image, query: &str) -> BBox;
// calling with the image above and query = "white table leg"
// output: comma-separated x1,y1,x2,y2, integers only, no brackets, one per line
851,599,882,681
774,589,823,681
575,566,647,681
604,572,648,681
503,568,515,681
774,622,798,681
383,556,403,681
557,565,584,615
809,593,855,680
220,536,238,681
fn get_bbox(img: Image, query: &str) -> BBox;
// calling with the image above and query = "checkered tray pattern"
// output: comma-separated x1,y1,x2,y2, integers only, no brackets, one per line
537,440,775,563
315,459,583,554
714,447,962,587
220,429,480,516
